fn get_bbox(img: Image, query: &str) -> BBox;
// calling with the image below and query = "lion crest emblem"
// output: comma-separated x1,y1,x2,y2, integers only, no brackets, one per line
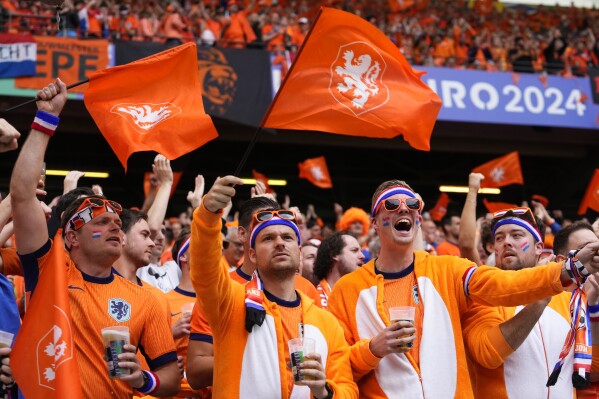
110,103,182,134
108,298,131,322
329,42,389,116
197,48,238,116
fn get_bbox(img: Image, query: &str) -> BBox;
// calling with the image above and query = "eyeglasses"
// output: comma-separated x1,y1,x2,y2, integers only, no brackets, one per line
379,198,422,213
253,210,296,224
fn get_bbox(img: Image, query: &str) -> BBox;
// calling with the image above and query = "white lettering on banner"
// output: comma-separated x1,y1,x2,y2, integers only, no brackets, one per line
427,79,586,117
0,43,36,61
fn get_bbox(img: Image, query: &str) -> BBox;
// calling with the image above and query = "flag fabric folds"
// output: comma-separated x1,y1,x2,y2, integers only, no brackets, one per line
298,156,333,189
0,34,36,78
84,42,218,170
261,7,442,151
429,193,449,222
578,169,599,215
11,235,83,399
472,151,524,188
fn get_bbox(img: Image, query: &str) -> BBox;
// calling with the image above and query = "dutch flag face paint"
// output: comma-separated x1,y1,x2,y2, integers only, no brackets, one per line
92,231,102,239
520,242,530,252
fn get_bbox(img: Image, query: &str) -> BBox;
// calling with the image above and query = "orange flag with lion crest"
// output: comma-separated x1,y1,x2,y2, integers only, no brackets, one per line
84,42,218,170
262,7,442,151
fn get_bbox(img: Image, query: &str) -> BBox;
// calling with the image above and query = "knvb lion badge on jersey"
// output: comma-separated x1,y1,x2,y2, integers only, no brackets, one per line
262,7,442,152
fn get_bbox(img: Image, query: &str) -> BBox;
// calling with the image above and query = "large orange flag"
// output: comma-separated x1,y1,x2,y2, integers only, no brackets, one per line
578,169,599,215
429,193,449,222
261,7,442,151
11,235,83,399
84,42,218,170
472,151,524,188
299,156,333,189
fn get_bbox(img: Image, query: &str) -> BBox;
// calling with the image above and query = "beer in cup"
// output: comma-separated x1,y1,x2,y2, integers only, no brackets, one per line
102,326,131,379
288,337,316,385
389,306,415,349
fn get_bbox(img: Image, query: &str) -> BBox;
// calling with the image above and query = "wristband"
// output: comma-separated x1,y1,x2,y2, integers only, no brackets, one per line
136,370,160,395
588,303,599,323
31,110,59,136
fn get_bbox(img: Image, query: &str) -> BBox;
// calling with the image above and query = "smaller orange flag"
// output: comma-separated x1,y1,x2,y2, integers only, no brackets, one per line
578,169,599,215
252,169,273,193
298,156,333,189
84,42,218,170
143,171,182,198
472,151,524,188
429,193,449,222
12,235,83,399
483,198,519,214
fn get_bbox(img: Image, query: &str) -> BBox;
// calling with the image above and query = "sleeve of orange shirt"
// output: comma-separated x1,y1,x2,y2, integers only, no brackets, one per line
1,247,23,276
458,259,564,307
138,291,178,370
461,303,513,369
190,302,213,343
190,204,243,334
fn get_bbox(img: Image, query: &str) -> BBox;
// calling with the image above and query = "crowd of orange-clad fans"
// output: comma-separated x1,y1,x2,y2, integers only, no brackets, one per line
0,0,598,76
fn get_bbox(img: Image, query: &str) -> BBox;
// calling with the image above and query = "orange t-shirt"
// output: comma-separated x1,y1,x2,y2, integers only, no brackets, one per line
436,240,461,257
20,241,177,399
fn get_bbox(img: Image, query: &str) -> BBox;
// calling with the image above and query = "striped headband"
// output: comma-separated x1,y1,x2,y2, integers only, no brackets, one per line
250,217,301,249
493,217,542,243
176,237,191,265
372,186,417,216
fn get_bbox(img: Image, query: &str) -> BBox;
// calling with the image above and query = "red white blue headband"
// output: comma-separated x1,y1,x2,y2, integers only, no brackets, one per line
176,237,191,265
372,186,417,216
250,217,301,249
493,217,542,243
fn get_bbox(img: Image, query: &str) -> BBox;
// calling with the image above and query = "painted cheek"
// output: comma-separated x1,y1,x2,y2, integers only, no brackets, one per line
520,241,530,252
382,216,391,227
92,230,102,239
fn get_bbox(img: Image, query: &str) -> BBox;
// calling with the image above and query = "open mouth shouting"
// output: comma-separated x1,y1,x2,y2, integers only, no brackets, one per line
394,218,413,232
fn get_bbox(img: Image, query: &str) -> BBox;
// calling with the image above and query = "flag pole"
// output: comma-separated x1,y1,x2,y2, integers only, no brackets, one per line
2,79,90,112
233,126,262,176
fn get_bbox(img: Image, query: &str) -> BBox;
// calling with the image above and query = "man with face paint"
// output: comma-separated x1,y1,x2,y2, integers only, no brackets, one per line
327,179,599,399
9,80,180,398
465,208,585,398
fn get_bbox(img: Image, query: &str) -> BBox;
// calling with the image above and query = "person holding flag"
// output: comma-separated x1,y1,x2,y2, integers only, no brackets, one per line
327,178,599,398
9,79,180,399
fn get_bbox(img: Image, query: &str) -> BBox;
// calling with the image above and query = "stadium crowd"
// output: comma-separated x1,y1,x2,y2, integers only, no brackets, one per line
0,0,598,76
0,80,599,398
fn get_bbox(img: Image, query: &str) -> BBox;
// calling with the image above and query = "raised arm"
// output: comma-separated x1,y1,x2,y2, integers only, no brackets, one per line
11,79,67,254
459,173,483,265
147,155,173,235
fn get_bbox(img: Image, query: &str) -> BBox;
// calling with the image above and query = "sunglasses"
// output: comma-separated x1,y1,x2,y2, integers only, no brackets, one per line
68,197,123,231
81,197,123,214
492,207,533,219
253,210,296,224
380,198,423,213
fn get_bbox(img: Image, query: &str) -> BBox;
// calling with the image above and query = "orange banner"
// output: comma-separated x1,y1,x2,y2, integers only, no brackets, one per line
15,36,110,93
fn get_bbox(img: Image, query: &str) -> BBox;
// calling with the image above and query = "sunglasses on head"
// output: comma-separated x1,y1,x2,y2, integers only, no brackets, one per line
492,207,533,220
253,210,296,224
379,198,423,213
79,197,123,214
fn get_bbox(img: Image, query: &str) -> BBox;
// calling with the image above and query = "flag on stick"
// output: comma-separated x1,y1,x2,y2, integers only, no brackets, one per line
299,156,333,189
84,42,218,170
472,152,524,188
429,193,450,222
262,7,442,151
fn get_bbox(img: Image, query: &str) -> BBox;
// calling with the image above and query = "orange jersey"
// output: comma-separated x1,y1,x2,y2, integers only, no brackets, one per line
20,241,177,399
1,247,22,276
316,279,331,309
